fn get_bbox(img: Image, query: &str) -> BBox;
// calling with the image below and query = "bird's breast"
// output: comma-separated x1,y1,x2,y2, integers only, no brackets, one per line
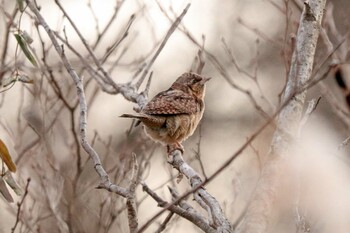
142,109,204,145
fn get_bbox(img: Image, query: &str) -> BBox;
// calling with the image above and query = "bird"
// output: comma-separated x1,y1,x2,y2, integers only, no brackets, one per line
120,72,210,153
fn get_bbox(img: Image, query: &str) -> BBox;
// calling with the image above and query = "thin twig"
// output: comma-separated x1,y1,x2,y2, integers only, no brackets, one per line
26,0,129,197
154,212,175,233
298,97,321,135
192,124,208,179
92,0,125,50
54,0,120,91
338,136,350,150
135,3,191,90
101,14,135,64
11,178,31,233
156,1,271,119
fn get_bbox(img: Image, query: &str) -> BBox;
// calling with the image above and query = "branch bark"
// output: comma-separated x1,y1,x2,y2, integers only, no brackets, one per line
141,182,217,233
168,150,232,233
138,150,233,233
126,154,139,233
25,0,129,196
236,1,327,232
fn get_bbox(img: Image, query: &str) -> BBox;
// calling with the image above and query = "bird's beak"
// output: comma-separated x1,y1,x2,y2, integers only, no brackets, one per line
200,77,211,84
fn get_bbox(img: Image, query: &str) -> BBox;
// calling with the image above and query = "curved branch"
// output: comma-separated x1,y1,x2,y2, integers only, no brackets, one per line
26,0,129,197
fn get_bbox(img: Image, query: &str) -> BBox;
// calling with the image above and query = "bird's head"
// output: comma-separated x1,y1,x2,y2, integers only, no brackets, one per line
172,72,211,98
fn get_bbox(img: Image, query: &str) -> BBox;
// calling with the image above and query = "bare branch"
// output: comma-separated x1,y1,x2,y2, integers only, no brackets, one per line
236,1,328,232
154,212,175,233
11,178,31,233
126,154,139,233
101,14,135,64
141,182,216,233
26,0,129,197
135,3,191,90
155,2,271,119
298,97,321,135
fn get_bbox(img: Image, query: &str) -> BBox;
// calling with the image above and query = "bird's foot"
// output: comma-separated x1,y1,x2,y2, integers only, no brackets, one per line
167,143,184,154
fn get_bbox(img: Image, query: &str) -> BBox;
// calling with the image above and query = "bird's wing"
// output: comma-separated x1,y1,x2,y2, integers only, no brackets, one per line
142,89,200,115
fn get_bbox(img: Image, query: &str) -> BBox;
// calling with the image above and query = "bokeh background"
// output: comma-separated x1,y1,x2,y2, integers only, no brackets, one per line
1,0,350,232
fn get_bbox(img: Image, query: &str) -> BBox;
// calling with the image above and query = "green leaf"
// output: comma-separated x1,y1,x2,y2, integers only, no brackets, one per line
3,171,22,196
16,0,25,12
0,176,13,203
14,33,38,67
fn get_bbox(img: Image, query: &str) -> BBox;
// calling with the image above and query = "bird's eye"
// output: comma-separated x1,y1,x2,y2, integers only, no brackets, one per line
190,79,197,84
193,78,201,84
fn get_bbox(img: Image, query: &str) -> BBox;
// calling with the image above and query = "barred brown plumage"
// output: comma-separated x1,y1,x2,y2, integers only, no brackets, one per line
120,72,210,153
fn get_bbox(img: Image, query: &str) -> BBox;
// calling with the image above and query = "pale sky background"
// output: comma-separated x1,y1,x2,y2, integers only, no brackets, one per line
1,0,350,232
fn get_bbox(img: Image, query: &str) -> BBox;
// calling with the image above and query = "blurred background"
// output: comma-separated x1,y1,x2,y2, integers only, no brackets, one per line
1,0,350,232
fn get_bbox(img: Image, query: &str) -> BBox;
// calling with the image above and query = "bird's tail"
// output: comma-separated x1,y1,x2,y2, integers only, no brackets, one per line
119,113,140,119
119,113,144,126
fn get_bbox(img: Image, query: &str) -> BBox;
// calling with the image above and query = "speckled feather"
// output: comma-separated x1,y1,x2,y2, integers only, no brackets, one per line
120,72,210,149
142,89,200,115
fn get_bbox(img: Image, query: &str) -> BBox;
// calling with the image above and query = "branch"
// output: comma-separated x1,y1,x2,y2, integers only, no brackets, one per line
11,178,31,233
135,3,191,90
26,0,129,197
168,150,232,232
236,1,327,232
25,3,196,233
134,60,330,232
141,182,216,233
137,108,282,233
155,1,271,120
138,149,234,233
154,212,174,233
54,0,120,91
126,154,139,233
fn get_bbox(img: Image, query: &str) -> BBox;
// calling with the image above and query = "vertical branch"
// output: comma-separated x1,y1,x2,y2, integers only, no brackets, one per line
236,1,327,232
126,154,139,233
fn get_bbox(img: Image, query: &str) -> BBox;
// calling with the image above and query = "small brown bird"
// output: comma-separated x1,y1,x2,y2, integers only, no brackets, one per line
120,72,210,152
